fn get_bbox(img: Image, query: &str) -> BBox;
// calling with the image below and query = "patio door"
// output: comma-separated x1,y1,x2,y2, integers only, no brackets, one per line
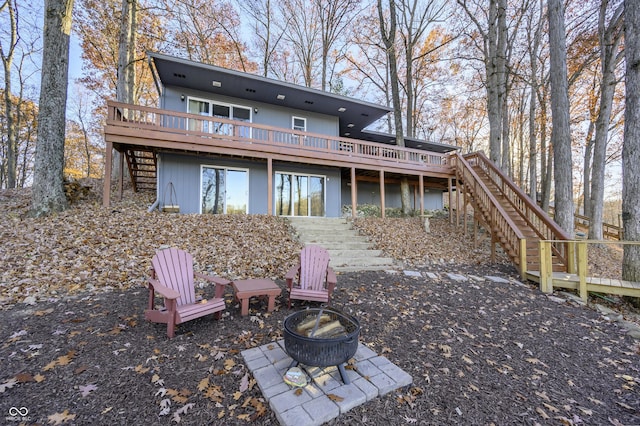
201,166,248,214
275,172,325,217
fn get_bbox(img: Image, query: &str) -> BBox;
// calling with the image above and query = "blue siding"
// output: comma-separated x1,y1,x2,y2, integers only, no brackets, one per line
158,154,342,216
163,85,339,136
340,181,444,212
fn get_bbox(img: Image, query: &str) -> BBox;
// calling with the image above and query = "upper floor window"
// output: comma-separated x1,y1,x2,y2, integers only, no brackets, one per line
187,97,252,137
292,116,306,132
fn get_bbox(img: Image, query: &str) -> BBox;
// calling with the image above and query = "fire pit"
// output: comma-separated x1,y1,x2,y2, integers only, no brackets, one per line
283,307,360,384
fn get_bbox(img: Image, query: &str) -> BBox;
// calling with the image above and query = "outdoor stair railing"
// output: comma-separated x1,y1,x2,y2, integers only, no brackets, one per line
449,151,528,276
461,151,571,274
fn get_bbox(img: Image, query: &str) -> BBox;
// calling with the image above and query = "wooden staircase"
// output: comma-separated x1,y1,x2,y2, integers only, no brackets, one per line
451,151,571,276
124,148,157,192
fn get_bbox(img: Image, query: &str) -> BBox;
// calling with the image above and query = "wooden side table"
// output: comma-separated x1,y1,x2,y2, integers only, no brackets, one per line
232,279,281,316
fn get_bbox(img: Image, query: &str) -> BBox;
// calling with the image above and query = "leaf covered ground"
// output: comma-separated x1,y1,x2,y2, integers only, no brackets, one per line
1,184,639,425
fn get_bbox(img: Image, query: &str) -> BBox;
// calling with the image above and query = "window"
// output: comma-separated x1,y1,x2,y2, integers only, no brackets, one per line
292,116,306,132
187,97,252,137
275,172,325,217
201,166,248,214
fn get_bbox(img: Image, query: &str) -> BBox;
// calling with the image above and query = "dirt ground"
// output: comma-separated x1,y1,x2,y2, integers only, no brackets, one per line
0,185,639,425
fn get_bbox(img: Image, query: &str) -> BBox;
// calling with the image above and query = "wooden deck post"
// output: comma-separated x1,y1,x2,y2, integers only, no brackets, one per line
566,241,576,274
577,241,588,302
519,239,527,279
379,169,385,219
118,152,124,200
419,174,424,216
103,141,113,207
267,157,273,215
539,240,552,294
350,167,357,218
448,178,453,224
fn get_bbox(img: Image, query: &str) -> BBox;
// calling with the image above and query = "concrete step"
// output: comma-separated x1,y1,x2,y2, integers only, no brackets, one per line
327,249,383,258
287,217,397,272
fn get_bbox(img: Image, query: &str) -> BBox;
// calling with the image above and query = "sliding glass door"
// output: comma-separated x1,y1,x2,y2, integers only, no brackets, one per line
201,166,248,214
275,172,325,217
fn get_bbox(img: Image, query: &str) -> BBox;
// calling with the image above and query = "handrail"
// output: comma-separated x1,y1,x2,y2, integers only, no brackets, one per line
463,151,570,271
548,207,623,240
449,151,527,275
464,151,570,241
106,101,448,169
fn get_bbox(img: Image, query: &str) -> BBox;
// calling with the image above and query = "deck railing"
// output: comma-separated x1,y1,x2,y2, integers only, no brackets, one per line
449,151,528,276
538,239,640,302
106,101,448,170
463,151,571,272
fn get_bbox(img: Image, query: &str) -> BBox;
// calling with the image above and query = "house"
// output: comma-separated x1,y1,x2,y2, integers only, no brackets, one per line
103,52,577,280
103,52,459,217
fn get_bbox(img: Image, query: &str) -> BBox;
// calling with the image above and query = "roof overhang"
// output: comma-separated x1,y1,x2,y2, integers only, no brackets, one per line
148,52,392,140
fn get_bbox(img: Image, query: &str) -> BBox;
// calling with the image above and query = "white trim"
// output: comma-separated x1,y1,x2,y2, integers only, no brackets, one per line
291,116,307,131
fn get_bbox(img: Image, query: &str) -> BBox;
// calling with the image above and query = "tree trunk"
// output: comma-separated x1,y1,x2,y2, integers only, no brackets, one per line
30,0,74,217
622,0,640,281
1,0,17,188
582,131,593,217
378,0,411,215
589,1,623,240
547,0,574,236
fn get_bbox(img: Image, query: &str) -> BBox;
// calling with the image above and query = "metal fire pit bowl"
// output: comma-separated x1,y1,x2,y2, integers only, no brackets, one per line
283,307,360,384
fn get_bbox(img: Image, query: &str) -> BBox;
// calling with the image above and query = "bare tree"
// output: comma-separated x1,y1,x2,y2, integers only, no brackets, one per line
281,0,321,87
315,0,360,92
236,0,288,77
457,0,507,167
378,0,410,215
30,0,74,217
547,0,574,235
0,0,18,188
588,0,624,240
622,0,640,281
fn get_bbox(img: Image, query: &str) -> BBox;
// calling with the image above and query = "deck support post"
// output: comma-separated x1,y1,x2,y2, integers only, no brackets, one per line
267,157,273,215
463,189,467,235
448,178,453,224
350,167,357,219
103,141,113,207
119,152,124,200
419,174,424,216
379,170,385,219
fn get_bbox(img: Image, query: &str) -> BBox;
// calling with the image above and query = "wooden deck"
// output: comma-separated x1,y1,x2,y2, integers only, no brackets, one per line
532,240,640,302
527,270,640,301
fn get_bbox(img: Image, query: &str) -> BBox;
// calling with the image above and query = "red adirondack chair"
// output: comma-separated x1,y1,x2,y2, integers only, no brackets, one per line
285,245,337,308
145,247,229,338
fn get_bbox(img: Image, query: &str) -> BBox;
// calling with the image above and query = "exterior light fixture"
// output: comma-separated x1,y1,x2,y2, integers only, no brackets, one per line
277,94,286,100
338,107,346,112
347,123,354,128
212,81,222,87
180,94,185,101
344,132,350,136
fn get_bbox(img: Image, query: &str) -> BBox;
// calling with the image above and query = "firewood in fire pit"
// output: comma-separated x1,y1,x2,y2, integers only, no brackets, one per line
296,314,331,334
310,320,345,338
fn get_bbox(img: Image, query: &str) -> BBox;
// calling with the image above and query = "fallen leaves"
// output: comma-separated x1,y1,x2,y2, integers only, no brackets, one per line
47,409,76,425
